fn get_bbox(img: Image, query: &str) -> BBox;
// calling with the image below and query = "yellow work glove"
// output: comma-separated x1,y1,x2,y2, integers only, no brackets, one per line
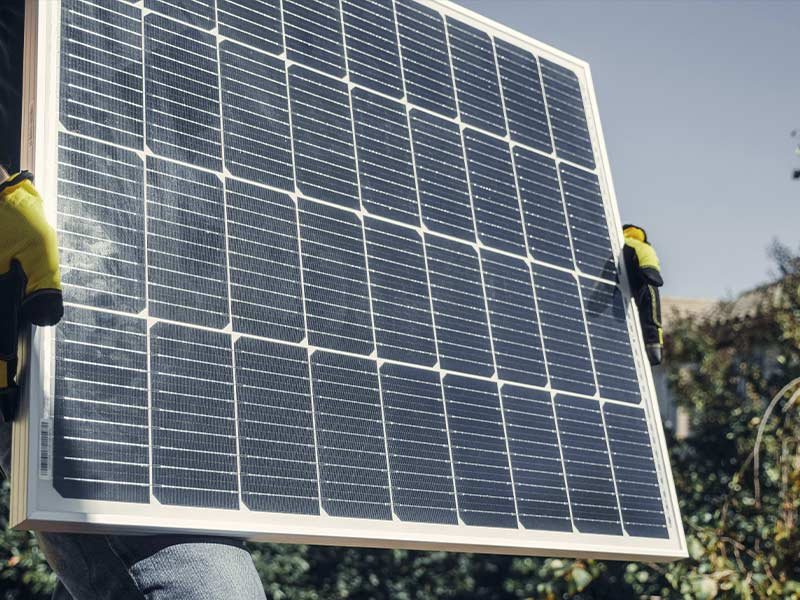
0,171,63,423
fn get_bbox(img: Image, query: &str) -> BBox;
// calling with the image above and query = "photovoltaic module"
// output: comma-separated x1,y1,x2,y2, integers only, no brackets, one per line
13,0,686,560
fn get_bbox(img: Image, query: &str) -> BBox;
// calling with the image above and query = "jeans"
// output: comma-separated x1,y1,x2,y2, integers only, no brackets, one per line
0,423,267,600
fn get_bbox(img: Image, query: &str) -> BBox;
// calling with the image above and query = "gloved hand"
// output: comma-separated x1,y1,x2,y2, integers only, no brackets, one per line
0,171,63,423
622,224,663,366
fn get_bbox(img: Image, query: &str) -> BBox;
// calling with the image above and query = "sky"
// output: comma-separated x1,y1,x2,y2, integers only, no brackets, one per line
460,0,800,299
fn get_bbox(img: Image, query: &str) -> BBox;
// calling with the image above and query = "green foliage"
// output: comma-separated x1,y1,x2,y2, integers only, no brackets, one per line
3,265,800,599
0,480,55,600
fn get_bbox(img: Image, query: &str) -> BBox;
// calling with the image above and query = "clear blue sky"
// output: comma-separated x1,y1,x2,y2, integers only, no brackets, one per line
461,0,800,299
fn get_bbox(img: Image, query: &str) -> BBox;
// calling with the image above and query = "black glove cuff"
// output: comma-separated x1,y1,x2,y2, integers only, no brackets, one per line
640,267,664,287
21,289,64,326
0,170,33,193
0,384,19,424
645,344,663,366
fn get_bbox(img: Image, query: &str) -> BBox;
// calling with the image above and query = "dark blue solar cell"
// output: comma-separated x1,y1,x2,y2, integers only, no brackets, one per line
59,0,143,149
57,134,145,314
351,88,418,225
531,263,596,396
284,0,346,77
501,385,571,531
146,157,230,329
364,218,436,366
298,199,374,356
380,364,458,524
145,0,215,29
226,179,304,342
150,323,239,509
540,59,596,170
425,235,494,378
495,40,552,153
235,337,319,515
603,404,668,538
481,250,547,387
581,279,641,403
289,65,359,209
395,0,457,117
311,352,391,520
144,13,222,170
444,375,516,528
463,129,525,255
560,164,616,280
513,147,574,270
218,0,283,56
342,0,403,97
53,307,148,503
219,40,294,191
447,18,505,136
409,110,474,242
554,394,623,535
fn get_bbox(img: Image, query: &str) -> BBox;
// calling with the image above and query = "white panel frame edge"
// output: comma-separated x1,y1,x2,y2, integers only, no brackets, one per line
12,0,687,562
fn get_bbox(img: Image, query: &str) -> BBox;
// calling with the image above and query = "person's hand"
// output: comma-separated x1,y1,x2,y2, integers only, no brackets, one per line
0,171,63,423
645,344,663,367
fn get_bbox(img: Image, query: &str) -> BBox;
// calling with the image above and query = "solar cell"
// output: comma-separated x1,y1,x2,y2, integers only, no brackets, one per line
311,351,391,520
351,88,418,224
284,0,346,77
364,218,437,366
560,163,616,280
444,375,516,528
342,0,404,97
150,323,238,509
540,58,596,170
59,0,143,149
395,0,457,117
380,364,458,524
463,128,525,254
53,306,149,502
235,337,319,514
554,394,622,535
57,133,146,313
495,39,551,153
145,0,216,31
581,278,641,403
17,0,682,560
219,40,294,190
513,147,574,269
226,180,304,342
501,385,571,531
145,157,229,328
425,235,494,378
288,65,359,209
217,0,283,56
480,250,547,387
144,13,222,170
299,199,374,355
409,110,475,241
603,403,669,538
447,18,506,135
532,263,596,396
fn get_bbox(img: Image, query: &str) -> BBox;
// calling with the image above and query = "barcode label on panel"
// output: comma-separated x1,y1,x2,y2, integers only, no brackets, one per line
39,418,53,480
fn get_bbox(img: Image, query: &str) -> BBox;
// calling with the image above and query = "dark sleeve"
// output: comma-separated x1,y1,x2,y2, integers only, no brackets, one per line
623,244,639,290
634,284,663,347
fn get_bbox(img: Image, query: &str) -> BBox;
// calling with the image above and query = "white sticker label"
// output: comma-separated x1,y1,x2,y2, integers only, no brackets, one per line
39,418,53,480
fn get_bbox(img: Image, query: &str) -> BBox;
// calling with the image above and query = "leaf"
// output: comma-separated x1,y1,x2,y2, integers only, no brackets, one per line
693,576,719,599
687,535,706,561
571,567,592,592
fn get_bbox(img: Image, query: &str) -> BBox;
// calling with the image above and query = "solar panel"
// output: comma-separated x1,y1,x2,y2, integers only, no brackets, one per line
14,0,685,560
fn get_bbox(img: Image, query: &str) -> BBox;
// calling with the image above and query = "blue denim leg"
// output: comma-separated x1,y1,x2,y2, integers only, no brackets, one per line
1,423,267,600
107,536,267,600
